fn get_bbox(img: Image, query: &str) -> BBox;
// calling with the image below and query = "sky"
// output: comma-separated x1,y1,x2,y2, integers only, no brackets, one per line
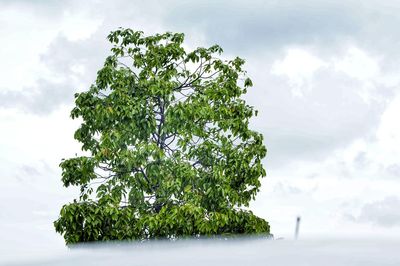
1,0,400,255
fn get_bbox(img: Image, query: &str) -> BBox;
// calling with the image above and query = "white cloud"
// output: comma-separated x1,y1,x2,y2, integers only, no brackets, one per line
353,196,400,227
375,95,400,162
60,10,103,41
272,48,326,97
332,47,390,104
0,2,102,93
333,47,380,81
0,5,55,90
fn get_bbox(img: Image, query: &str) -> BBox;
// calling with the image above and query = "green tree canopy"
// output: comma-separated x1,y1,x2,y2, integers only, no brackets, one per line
54,28,270,244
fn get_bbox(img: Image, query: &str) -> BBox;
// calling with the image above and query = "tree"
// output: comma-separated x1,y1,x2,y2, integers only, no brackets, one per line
54,28,270,244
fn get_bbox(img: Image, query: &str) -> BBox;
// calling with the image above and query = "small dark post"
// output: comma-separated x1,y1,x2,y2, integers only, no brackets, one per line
295,216,301,240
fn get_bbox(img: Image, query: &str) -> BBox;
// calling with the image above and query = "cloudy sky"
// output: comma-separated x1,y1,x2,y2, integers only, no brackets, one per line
1,0,400,256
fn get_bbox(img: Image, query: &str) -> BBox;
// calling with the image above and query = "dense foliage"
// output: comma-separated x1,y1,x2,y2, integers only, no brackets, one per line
54,28,270,244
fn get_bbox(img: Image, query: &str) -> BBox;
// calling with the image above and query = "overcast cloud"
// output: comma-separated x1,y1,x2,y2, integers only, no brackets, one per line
1,0,400,256
354,196,400,227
